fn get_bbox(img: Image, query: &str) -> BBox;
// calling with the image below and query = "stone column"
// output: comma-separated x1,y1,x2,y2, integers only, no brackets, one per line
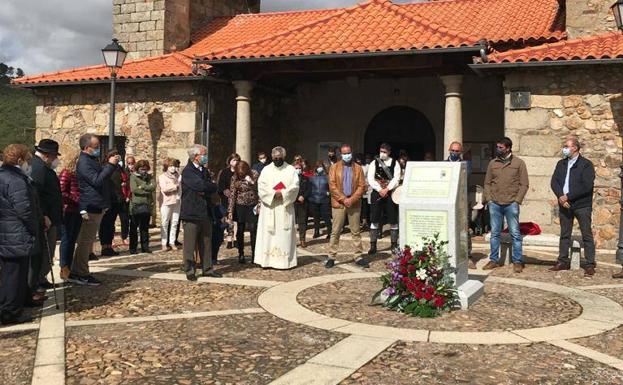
441,75,464,154
233,80,253,162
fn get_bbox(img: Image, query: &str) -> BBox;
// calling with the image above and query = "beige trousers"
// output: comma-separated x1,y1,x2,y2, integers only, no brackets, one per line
71,212,103,277
329,206,362,258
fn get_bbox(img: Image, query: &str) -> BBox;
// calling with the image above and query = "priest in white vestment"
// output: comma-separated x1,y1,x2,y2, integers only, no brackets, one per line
254,146,300,269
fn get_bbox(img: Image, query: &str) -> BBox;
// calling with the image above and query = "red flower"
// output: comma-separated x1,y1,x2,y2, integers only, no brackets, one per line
414,289,424,299
433,295,445,308
407,264,416,273
418,254,427,262
424,291,434,301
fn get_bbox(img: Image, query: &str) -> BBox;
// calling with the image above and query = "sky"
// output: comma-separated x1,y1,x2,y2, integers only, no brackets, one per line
0,0,413,76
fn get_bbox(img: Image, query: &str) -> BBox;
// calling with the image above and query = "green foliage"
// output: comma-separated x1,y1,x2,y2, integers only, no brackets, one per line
0,63,35,150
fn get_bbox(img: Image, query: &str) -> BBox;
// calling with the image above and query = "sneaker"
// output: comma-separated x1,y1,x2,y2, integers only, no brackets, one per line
355,258,370,268
482,261,501,270
66,274,87,285
88,253,99,261
325,259,335,269
83,275,102,286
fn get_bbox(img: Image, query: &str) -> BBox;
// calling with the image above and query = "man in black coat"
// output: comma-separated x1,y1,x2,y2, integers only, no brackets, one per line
180,144,222,281
69,134,118,286
549,137,596,276
30,139,62,290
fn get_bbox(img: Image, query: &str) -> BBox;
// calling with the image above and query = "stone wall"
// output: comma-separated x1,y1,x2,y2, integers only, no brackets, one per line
504,65,623,248
566,0,617,38
113,0,260,59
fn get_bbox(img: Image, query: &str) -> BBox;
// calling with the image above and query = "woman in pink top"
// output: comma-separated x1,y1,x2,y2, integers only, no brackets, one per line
159,158,181,251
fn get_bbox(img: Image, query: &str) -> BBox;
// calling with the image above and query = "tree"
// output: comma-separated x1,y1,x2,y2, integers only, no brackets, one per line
0,62,35,148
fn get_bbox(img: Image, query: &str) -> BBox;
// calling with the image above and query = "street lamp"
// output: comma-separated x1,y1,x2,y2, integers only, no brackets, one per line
612,0,623,30
102,38,127,151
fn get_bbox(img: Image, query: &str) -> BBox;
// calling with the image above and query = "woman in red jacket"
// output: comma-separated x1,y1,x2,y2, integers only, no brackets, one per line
59,152,82,280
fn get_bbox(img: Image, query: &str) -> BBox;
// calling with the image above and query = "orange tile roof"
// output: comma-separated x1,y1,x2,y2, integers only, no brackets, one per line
13,52,196,85
483,32,623,64
15,0,566,85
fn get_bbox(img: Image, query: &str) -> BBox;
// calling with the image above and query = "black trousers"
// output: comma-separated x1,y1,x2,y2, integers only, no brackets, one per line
236,221,257,257
0,257,29,319
295,203,308,232
558,206,596,266
361,198,370,224
370,191,398,225
100,201,121,245
119,202,130,240
309,201,332,233
129,213,151,252
183,219,213,275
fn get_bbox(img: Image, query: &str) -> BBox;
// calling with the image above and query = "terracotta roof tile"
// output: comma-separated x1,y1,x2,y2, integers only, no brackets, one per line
484,32,623,63
13,52,196,85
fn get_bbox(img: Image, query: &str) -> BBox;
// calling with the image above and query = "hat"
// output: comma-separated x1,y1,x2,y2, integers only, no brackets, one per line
35,139,61,156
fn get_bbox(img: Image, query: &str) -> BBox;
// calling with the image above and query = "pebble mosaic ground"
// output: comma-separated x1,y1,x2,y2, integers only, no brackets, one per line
2,231,623,384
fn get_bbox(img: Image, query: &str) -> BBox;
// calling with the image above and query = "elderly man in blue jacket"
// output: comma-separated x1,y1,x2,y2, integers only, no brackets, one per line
68,134,118,286
549,137,596,277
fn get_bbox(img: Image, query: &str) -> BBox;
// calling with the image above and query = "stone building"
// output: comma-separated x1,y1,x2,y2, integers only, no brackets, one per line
13,0,623,248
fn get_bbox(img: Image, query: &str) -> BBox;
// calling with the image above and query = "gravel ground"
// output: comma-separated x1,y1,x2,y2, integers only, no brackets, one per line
66,313,344,385
0,330,37,385
65,274,263,321
340,341,623,385
298,278,582,331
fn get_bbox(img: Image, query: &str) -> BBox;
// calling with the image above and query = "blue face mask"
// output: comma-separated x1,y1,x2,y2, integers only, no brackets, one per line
449,152,461,161
342,153,353,163
199,155,208,165
91,148,101,158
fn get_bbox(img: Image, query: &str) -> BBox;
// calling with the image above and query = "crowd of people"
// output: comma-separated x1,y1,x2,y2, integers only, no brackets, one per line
1,132,623,326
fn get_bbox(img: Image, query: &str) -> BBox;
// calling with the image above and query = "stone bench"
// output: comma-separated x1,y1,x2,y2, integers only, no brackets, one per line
484,233,581,270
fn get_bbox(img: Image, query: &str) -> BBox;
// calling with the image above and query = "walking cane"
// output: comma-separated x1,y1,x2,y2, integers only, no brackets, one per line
42,231,60,310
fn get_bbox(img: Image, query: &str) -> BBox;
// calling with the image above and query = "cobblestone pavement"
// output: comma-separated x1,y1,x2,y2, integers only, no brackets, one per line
298,278,582,331
66,314,344,385
10,231,623,385
340,341,623,385
0,330,37,385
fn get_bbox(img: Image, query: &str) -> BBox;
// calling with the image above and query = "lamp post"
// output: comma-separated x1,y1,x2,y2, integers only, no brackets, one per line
102,38,127,151
612,0,623,30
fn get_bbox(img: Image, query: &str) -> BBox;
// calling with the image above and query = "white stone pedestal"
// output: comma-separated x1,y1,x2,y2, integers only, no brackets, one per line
398,161,483,309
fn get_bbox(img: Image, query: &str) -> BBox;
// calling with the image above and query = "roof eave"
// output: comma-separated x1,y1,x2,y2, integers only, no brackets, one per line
197,45,483,65
12,75,224,88
469,57,623,71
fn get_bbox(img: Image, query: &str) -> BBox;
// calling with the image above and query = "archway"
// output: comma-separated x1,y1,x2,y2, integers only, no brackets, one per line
364,106,435,160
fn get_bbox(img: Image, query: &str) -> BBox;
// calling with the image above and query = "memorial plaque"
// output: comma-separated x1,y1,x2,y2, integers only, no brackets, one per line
398,161,483,309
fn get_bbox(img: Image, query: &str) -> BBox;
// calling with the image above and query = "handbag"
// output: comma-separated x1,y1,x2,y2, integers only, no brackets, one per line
132,203,151,216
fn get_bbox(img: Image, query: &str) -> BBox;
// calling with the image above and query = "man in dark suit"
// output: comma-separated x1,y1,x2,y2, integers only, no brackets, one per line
549,137,596,277
180,144,222,281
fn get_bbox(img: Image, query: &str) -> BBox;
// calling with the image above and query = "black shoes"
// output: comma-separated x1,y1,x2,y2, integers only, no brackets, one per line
202,270,223,278
355,258,370,268
1,313,33,325
88,253,99,261
313,231,321,239
238,255,246,264
101,248,119,257
367,243,377,255
325,259,335,269
186,273,197,281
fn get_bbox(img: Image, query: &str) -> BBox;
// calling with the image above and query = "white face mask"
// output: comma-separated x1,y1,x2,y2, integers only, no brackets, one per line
295,168,302,175
379,152,389,161
50,158,60,170
20,162,32,175
169,166,178,174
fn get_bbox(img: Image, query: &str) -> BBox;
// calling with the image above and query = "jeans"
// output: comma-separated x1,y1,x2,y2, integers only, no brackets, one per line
161,203,180,246
60,212,82,268
309,201,332,234
489,202,522,264
558,206,596,267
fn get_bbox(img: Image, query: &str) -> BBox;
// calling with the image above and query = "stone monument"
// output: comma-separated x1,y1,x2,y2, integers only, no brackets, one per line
398,161,483,309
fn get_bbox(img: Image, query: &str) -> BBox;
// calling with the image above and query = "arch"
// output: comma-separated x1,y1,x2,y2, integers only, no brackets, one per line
364,106,435,160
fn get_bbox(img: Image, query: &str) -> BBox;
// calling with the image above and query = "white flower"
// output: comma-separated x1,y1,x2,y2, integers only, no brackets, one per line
416,268,428,280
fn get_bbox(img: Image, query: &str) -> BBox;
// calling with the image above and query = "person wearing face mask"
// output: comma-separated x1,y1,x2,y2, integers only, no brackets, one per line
180,144,221,280
367,143,402,258
119,156,136,247
255,146,300,269
308,161,332,240
227,160,260,263
69,134,118,286
326,144,366,268
30,139,63,292
159,158,181,251
397,151,409,186
99,149,125,257
0,144,42,324
293,160,311,248
483,137,529,273
323,147,339,170
550,137,597,277
252,151,269,175
128,160,156,254
218,153,241,249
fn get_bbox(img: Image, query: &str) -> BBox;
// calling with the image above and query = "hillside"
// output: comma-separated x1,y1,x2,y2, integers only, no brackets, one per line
0,81,35,150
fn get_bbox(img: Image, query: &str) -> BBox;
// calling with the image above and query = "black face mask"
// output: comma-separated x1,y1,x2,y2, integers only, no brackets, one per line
329,154,336,161
273,158,284,167
495,148,508,158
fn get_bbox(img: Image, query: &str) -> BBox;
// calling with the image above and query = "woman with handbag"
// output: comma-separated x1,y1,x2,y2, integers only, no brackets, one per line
227,160,259,264
129,159,155,254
